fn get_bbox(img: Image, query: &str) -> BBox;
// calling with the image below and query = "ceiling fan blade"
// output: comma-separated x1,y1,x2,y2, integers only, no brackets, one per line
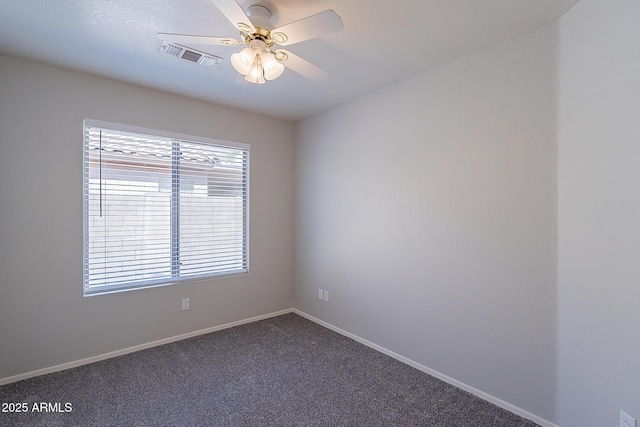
276,49,329,82
271,10,343,46
211,0,255,33
158,33,240,46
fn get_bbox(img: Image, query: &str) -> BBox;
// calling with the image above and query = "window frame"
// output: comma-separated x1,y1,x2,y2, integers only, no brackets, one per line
82,119,250,296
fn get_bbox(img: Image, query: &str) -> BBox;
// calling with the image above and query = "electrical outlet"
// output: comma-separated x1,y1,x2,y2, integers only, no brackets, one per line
323,290,329,301
182,298,189,311
318,289,323,299
621,410,637,427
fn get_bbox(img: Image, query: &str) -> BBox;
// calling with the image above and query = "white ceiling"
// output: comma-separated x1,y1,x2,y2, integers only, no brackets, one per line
0,0,579,121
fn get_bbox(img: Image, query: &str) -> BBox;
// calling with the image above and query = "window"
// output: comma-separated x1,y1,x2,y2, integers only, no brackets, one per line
83,120,249,296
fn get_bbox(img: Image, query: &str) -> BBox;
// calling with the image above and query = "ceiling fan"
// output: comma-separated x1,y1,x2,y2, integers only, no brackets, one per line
158,0,343,84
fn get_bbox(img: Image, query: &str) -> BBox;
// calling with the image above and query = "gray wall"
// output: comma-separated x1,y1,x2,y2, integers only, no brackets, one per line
557,0,640,425
0,54,295,380
295,22,559,423
295,1,640,425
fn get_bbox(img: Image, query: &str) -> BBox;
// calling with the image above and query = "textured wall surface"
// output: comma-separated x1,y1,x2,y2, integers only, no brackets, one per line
557,0,640,425
295,22,559,423
0,54,295,380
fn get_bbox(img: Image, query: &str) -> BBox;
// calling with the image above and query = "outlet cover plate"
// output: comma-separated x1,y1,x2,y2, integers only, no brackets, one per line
621,410,637,427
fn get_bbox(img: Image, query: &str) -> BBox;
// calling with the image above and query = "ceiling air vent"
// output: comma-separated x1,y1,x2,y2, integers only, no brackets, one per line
160,41,223,69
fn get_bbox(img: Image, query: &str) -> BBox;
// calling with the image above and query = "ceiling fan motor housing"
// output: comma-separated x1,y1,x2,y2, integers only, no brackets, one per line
239,5,279,48
246,5,274,30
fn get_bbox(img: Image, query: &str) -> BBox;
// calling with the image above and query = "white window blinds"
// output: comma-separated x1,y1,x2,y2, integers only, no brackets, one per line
83,120,249,296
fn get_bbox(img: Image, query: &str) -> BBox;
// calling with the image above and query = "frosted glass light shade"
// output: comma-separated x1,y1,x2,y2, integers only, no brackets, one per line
261,52,284,80
231,41,283,84
230,47,254,75
244,54,265,84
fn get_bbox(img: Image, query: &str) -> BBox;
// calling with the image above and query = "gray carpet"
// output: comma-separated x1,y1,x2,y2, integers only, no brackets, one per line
0,313,539,426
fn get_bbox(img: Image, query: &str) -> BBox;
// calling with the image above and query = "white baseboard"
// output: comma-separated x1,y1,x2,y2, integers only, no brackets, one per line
1,307,558,427
0,308,293,386
292,309,558,427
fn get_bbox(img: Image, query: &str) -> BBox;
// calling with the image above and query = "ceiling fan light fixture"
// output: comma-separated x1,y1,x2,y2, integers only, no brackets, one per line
261,51,284,80
230,47,254,75
244,54,266,84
